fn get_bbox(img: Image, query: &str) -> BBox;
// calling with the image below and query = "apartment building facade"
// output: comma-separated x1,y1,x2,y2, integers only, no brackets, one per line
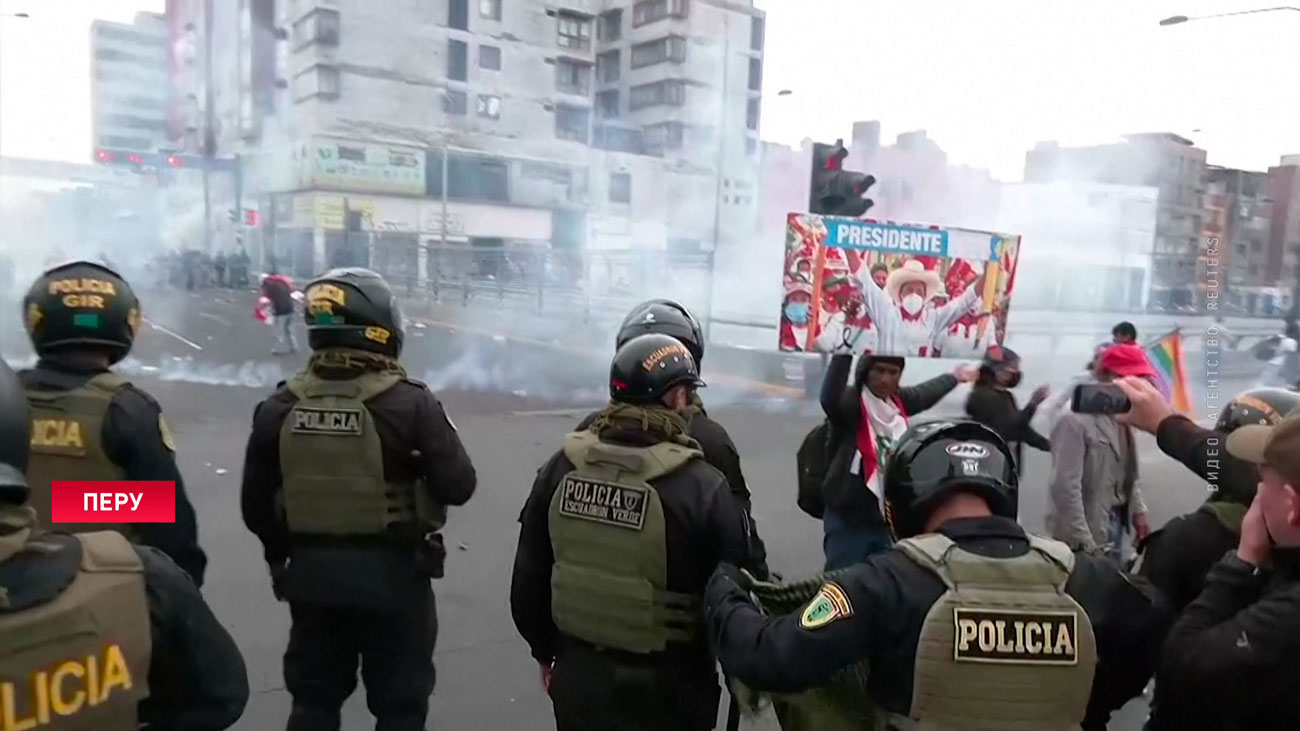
169,0,764,302
90,13,171,153
1024,133,1208,309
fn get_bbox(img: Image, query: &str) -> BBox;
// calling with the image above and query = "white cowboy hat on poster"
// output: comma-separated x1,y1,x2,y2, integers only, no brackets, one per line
884,260,946,303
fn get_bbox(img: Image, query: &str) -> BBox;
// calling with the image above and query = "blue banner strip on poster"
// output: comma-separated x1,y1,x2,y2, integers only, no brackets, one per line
822,218,950,257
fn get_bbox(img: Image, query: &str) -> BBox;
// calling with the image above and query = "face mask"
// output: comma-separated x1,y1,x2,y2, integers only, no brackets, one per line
785,302,810,325
901,293,924,315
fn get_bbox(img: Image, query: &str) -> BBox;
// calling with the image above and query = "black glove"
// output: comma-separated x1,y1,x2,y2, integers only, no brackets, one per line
269,561,288,602
709,562,753,597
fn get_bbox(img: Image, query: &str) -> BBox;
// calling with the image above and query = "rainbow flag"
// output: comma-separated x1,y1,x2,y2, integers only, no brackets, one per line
1145,330,1192,414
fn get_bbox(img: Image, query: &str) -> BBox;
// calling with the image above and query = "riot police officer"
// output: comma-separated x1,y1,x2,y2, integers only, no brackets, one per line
1116,379,1300,612
19,260,207,586
240,268,477,731
577,298,769,577
0,357,249,729
511,333,759,731
705,420,1170,730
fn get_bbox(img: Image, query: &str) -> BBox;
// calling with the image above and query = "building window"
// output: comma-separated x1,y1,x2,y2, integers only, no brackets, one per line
555,105,590,143
630,35,686,68
443,90,468,115
557,13,592,51
609,173,631,204
480,45,502,70
746,137,757,156
643,121,684,150
480,0,501,20
599,9,622,41
629,79,685,110
438,155,509,202
632,0,688,27
750,16,764,51
555,59,591,95
477,94,501,119
596,50,620,83
293,64,340,102
746,98,759,130
448,40,468,81
595,89,619,118
292,8,340,49
747,58,761,91
449,0,469,30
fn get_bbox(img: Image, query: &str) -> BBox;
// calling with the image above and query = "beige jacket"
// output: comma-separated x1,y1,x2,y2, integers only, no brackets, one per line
1045,409,1145,552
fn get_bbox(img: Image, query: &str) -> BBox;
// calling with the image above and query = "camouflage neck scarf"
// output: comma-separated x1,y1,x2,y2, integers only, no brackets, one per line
589,402,694,447
308,347,407,378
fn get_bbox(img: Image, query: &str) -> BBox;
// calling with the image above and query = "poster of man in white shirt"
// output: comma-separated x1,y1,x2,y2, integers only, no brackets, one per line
778,213,1022,358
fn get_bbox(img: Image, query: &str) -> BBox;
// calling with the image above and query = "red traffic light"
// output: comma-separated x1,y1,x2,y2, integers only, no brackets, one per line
166,155,184,167
243,210,260,226
126,154,144,164
94,149,114,162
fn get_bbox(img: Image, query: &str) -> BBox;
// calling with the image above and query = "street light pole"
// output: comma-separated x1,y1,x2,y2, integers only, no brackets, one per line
1159,6,1300,25
202,0,215,254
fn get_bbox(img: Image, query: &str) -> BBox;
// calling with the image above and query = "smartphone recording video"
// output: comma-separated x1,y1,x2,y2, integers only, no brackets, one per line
1071,383,1132,415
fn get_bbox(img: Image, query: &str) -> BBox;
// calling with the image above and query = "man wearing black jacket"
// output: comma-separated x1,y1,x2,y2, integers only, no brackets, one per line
1116,378,1298,612
819,353,976,570
707,420,1169,730
20,261,208,586
577,298,769,578
1153,404,1300,730
512,334,758,730
964,345,1051,470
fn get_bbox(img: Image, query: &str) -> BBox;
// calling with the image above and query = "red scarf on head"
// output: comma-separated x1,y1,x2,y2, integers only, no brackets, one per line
856,392,908,485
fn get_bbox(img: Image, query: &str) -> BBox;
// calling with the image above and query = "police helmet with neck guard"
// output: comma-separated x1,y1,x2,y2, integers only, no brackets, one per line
616,299,706,368
303,268,404,357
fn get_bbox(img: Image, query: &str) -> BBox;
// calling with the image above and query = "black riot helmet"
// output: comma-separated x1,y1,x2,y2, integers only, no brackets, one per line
616,299,706,368
883,420,1018,541
304,268,405,357
609,333,706,405
0,359,29,498
22,260,141,365
1215,387,1300,434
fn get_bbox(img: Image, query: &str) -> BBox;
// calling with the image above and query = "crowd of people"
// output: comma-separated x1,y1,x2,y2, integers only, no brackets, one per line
6,257,1300,730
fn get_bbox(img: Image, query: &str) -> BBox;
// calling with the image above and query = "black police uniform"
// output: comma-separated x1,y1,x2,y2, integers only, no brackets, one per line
240,268,476,731
577,298,770,578
706,421,1171,730
19,261,207,586
1137,388,1299,613
0,357,249,729
511,333,758,731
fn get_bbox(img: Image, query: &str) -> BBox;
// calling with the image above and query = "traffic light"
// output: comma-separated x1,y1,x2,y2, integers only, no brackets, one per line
809,139,876,217
243,209,260,226
228,209,239,222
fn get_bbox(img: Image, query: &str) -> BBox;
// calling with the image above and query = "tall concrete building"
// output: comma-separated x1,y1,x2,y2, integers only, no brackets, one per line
90,13,171,153
1024,133,1207,308
1270,156,1300,308
170,0,764,313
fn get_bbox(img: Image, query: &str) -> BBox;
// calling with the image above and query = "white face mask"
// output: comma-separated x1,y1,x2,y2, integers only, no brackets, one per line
901,293,925,315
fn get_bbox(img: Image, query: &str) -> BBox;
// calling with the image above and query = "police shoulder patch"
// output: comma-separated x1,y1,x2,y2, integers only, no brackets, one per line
800,581,853,630
158,415,177,452
953,608,1079,665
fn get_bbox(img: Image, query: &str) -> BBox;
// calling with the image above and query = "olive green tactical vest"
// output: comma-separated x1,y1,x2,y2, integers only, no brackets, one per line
280,371,445,536
548,430,702,654
894,533,1097,731
1198,501,1246,536
25,374,136,540
0,531,152,730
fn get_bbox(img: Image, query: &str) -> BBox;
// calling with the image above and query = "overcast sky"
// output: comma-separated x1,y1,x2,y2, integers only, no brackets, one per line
2,0,1298,180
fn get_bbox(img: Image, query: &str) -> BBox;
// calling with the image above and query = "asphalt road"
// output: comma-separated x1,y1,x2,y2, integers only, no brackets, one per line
0,286,1267,730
